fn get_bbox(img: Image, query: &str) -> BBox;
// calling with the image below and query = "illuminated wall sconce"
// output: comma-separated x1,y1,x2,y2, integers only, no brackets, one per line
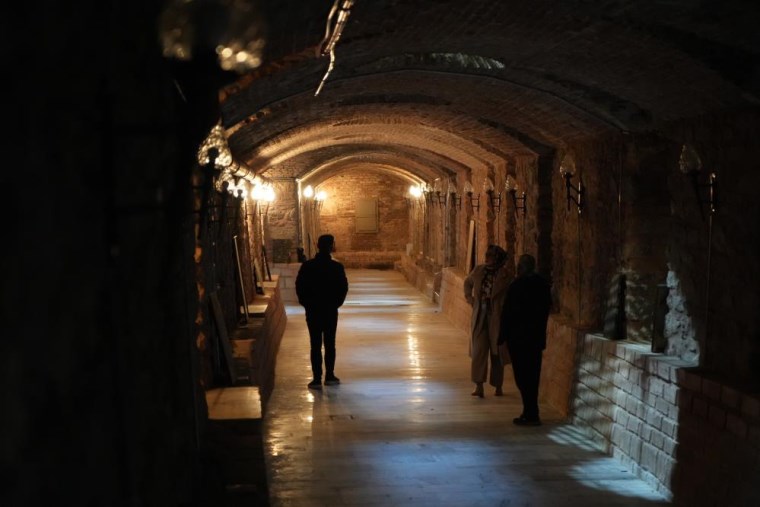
407,184,423,207
483,176,501,213
463,180,480,213
251,179,276,203
250,179,276,217
559,157,584,214
505,175,526,215
448,179,461,210
302,185,326,211
433,179,447,207
679,144,717,219
314,190,327,211
422,183,435,207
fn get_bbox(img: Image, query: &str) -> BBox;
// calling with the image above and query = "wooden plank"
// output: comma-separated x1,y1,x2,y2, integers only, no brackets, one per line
209,291,236,386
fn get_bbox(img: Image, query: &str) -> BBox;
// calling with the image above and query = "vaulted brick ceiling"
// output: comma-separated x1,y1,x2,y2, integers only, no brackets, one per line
219,0,760,182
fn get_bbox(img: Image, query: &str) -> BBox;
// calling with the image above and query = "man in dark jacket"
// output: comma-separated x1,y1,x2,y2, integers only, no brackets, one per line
498,254,551,425
295,234,349,390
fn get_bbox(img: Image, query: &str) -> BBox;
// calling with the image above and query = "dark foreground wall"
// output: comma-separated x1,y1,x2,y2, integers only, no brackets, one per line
2,3,225,505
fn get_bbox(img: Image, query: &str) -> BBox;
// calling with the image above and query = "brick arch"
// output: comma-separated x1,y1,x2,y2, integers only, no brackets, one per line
226,108,539,184
297,160,431,189
233,122,514,181
223,71,612,155
226,103,538,156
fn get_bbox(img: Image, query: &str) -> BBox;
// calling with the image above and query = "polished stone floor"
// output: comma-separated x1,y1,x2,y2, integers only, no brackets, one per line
264,269,669,507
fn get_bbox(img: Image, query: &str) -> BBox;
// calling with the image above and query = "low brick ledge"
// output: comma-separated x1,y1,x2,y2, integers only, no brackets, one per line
570,333,760,503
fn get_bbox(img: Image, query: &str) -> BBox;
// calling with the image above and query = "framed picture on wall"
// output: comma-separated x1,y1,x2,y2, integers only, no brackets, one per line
355,198,378,233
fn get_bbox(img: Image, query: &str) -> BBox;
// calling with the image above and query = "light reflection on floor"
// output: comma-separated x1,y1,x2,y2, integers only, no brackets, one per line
264,269,670,506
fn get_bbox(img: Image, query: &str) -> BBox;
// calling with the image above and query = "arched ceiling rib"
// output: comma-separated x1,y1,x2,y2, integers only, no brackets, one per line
222,71,614,152
220,0,760,181
232,119,513,176
252,141,472,182
281,149,459,184
299,161,425,188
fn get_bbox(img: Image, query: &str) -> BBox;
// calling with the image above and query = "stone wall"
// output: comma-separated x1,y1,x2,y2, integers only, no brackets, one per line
665,112,760,385
672,369,760,506
317,170,410,255
396,254,438,301
270,263,301,304
569,333,760,504
570,334,684,497
439,267,471,335
335,251,404,269
541,316,581,417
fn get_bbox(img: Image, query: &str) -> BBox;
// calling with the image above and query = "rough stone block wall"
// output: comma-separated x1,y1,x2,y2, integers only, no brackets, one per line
566,333,760,504
665,112,760,385
270,263,301,303
552,140,621,329
267,179,299,244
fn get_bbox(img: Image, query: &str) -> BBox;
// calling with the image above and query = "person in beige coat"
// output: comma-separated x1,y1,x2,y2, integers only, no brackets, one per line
464,244,512,397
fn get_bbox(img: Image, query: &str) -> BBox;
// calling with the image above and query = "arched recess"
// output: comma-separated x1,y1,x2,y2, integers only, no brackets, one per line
295,163,422,266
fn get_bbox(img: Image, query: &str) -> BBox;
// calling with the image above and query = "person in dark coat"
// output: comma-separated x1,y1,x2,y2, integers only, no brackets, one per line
295,234,349,390
498,254,551,425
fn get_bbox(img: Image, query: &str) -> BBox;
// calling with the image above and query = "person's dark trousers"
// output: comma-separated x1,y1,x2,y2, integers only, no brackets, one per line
508,343,543,420
306,309,339,379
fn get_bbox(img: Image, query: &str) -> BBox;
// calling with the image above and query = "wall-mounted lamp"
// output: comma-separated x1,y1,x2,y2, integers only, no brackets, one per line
560,158,584,214
301,185,326,210
483,177,501,213
463,181,480,213
433,179,447,207
679,144,717,219
448,179,461,210
313,190,327,211
250,179,276,218
251,180,276,203
406,184,423,207
505,175,527,215
422,183,435,208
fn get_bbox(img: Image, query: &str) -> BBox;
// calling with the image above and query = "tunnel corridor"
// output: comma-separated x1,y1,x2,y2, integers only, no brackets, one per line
6,1,760,506
260,269,668,506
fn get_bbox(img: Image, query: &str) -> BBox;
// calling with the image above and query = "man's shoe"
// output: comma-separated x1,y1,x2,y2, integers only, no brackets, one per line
513,415,541,426
308,379,322,390
324,375,341,386
494,387,504,396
